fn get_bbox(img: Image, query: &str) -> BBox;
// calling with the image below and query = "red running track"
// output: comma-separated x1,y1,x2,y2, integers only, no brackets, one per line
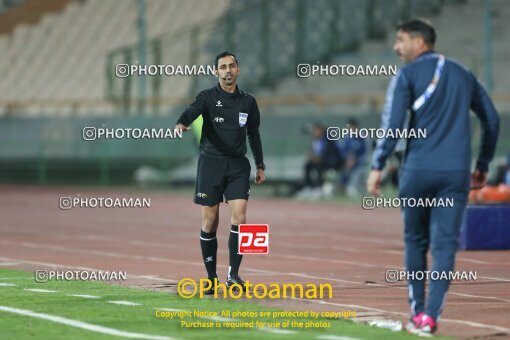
0,185,509,338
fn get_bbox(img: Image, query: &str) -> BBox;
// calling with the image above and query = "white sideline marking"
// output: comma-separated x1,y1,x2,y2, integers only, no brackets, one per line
384,250,505,266
0,262,20,266
0,283,17,286
440,318,510,333
108,301,142,306
367,319,402,332
478,275,510,283
443,291,510,304
67,294,100,299
278,253,381,269
154,307,184,312
258,327,297,335
137,275,166,281
286,272,362,285
24,288,57,293
0,306,175,340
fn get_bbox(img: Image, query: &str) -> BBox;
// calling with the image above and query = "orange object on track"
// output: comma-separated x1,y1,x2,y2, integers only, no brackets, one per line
473,184,510,203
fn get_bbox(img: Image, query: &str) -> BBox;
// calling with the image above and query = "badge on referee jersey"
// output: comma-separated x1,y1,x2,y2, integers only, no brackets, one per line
239,112,248,127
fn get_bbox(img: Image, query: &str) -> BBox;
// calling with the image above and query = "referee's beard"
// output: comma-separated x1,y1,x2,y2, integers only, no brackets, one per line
220,74,236,87
218,79,237,93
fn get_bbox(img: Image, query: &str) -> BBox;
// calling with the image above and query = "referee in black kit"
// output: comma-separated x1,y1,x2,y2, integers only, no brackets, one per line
174,52,265,292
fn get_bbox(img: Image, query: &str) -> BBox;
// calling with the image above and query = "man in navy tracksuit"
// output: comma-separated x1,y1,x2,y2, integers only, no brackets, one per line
367,19,499,335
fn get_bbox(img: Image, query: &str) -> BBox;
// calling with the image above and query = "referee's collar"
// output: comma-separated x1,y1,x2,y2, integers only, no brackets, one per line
216,83,240,98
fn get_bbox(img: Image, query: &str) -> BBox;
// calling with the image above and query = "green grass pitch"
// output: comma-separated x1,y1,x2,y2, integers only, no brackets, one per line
0,269,447,339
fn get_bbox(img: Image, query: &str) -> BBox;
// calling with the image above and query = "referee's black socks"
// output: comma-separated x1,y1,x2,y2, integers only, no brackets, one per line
228,225,243,278
200,230,217,278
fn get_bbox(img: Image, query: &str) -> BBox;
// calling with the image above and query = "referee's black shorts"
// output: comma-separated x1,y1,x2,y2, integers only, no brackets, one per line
194,151,251,206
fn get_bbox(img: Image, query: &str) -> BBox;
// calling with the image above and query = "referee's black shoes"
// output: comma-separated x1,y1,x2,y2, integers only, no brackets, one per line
226,275,246,292
203,276,218,295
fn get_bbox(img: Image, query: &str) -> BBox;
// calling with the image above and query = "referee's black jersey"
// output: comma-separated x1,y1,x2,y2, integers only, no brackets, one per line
176,84,264,167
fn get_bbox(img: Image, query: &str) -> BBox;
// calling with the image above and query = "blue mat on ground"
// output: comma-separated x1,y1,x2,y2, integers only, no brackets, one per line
459,204,510,250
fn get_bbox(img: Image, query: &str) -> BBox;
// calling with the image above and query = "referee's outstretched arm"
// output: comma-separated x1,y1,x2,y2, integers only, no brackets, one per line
175,92,207,131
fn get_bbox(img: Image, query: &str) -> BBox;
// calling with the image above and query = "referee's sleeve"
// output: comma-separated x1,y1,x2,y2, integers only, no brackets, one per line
371,71,411,170
470,75,500,172
247,98,264,167
176,91,207,127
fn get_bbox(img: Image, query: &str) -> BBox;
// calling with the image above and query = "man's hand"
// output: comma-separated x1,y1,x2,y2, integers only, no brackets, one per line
367,170,382,196
471,169,487,189
255,169,265,184
174,123,191,133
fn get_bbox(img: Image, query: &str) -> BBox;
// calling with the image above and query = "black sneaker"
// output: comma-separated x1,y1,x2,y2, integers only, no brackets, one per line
203,276,218,295
226,275,246,292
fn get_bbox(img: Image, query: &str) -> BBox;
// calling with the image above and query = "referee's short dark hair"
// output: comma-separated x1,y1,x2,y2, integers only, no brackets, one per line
214,52,239,68
397,19,436,47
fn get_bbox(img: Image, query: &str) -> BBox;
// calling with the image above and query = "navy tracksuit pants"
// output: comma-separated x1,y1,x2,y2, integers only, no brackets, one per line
399,169,469,320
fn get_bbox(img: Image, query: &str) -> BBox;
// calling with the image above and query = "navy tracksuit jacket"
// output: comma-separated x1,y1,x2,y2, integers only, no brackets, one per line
372,51,499,320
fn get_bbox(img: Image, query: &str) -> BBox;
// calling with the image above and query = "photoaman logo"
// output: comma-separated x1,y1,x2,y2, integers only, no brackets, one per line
239,224,269,254
177,278,333,299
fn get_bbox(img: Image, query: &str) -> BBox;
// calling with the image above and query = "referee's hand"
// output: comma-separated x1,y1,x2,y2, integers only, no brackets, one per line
174,123,191,133
255,169,265,184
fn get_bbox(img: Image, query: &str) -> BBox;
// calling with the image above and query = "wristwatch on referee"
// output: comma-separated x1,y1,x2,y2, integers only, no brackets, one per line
256,164,266,171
